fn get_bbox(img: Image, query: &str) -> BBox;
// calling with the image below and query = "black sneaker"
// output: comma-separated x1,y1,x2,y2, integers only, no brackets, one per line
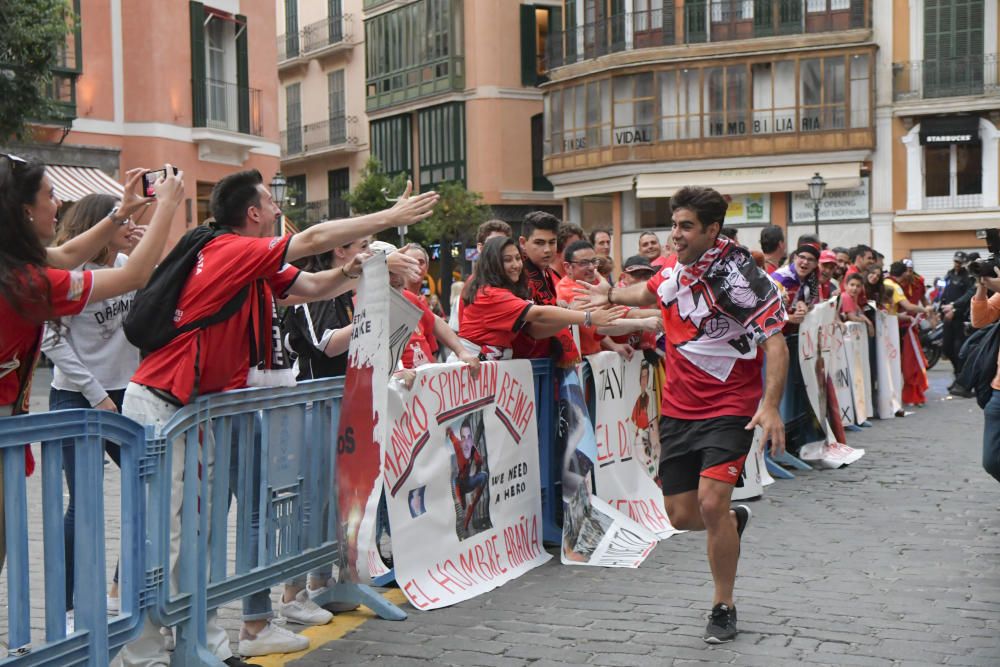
733,505,752,539
950,384,974,398
225,658,263,667
704,603,738,644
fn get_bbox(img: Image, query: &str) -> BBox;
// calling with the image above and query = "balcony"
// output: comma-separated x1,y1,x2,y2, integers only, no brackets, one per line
281,117,359,160
893,55,1000,105
277,32,301,63
302,14,352,58
547,1,870,70
546,9,675,69
685,0,868,43
366,55,465,112
192,78,265,165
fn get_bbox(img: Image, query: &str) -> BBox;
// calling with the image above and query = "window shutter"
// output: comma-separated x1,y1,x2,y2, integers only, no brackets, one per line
550,6,563,67
520,4,538,86
685,1,707,43
236,14,250,134
190,1,206,127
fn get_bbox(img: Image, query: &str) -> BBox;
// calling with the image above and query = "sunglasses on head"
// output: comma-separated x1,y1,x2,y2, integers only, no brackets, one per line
1,153,28,175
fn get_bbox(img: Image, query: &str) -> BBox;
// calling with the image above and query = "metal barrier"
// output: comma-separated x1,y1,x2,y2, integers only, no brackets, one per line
146,377,404,665
530,360,561,544
2,363,565,663
0,410,147,666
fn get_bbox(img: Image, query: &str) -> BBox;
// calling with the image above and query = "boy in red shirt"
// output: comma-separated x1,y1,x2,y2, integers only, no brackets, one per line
121,171,437,666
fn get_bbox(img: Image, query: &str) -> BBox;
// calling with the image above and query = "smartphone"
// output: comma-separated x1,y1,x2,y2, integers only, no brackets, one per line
142,166,178,197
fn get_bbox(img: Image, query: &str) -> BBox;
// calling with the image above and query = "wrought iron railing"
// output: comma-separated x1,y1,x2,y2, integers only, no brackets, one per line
546,9,675,69
302,14,349,52
893,54,1000,101
195,77,263,136
281,117,356,157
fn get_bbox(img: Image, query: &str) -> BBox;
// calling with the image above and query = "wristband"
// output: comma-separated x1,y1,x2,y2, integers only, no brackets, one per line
341,265,360,280
607,286,615,305
583,311,593,327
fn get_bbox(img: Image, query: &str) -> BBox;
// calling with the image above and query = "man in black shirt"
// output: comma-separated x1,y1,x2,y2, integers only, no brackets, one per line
941,251,976,395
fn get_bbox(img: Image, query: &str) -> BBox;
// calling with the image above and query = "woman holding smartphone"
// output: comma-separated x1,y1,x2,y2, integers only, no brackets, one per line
40,193,149,632
0,155,183,606
458,236,627,360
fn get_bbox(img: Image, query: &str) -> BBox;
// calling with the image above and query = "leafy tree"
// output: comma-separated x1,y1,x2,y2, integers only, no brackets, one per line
0,0,76,140
420,181,491,311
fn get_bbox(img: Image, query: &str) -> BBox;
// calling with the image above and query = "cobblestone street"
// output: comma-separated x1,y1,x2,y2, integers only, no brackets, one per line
291,369,1000,667
5,368,999,666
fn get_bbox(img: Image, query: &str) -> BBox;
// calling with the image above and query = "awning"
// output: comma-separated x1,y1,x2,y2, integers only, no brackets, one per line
46,165,124,202
551,175,634,199
636,162,862,198
919,115,980,145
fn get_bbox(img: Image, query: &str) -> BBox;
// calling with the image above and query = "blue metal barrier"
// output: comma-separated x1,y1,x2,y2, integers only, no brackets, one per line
144,377,404,665
0,410,147,666
1,364,563,663
530,360,561,544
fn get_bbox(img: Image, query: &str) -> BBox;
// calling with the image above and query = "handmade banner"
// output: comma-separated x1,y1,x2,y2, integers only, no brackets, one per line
828,322,858,427
797,298,865,468
844,322,871,423
585,352,679,539
875,311,903,419
384,361,550,609
558,368,657,567
336,255,421,582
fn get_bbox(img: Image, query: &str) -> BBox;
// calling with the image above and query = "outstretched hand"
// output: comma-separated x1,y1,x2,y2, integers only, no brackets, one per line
387,250,421,284
388,180,439,227
571,279,611,309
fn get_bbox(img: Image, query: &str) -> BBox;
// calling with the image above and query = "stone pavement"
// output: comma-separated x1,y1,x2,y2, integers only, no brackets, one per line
290,369,1000,667
4,367,999,666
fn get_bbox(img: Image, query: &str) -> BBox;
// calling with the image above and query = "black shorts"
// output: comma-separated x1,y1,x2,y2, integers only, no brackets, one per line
657,415,754,496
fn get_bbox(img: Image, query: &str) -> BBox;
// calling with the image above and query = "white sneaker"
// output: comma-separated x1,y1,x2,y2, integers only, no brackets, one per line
160,626,175,651
238,621,309,657
65,611,75,636
280,589,333,626
107,595,120,615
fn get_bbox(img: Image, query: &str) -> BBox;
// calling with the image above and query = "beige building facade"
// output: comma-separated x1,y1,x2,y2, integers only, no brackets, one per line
5,0,281,235
538,0,1000,277
887,0,1000,280
277,0,564,233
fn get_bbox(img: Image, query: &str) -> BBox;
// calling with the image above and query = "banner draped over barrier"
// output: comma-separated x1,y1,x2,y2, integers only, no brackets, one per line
336,255,421,582
385,360,550,609
844,322,872,423
558,368,658,568
584,352,679,540
876,311,903,419
797,298,865,468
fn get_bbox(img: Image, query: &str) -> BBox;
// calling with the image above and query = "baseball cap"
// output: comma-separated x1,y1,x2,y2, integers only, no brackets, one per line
902,258,914,269
370,240,398,254
819,250,838,264
953,251,968,262
622,255,655,274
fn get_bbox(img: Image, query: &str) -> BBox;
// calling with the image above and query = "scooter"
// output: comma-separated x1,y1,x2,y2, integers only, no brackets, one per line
919,314,944,370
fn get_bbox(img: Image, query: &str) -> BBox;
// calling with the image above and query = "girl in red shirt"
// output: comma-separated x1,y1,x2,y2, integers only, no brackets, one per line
458,237,627,360
0,154,182,575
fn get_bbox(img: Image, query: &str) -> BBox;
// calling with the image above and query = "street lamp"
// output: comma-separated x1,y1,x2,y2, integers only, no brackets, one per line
270,172,288,236
807,172,826,238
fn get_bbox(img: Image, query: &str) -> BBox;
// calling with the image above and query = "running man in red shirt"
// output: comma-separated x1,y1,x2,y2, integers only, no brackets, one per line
575,186,788,644
447,420,487,531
